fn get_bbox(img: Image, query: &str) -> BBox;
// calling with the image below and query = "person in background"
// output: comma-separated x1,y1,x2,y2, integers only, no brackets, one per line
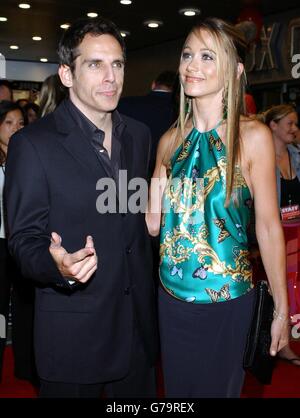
38,73,68,117
0,100,37,384
5,16,158,398
23,102,40,125
16,99,29,109
245,90,257,116
259,104,300,366
146,17,289,397
0,80,13,102
262,105,300,210
118,70,177,178
118,71,177,289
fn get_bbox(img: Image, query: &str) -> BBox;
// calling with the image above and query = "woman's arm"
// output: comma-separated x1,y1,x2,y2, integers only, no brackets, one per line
146,130,174,236
244,121,289,355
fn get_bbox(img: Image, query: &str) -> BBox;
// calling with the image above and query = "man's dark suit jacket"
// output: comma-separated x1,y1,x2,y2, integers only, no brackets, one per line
118,91,176,177
4,100,158,384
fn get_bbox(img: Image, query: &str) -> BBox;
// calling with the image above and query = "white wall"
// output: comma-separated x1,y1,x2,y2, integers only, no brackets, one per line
6,60,58,82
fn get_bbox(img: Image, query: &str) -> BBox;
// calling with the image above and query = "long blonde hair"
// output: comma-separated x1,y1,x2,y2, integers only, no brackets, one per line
39,74,68,117
169,17,247,206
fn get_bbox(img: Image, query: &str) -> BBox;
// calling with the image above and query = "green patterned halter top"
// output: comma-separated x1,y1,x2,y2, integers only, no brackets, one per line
159,124,254,304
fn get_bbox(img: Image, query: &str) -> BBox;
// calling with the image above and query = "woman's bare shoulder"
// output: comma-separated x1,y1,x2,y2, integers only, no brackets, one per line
240,116,273,148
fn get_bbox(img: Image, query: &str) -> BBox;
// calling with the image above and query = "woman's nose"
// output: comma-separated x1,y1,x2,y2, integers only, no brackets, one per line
187,58,200,72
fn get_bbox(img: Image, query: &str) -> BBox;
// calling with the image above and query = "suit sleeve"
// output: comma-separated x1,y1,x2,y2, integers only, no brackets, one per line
145,126,152,183
4,132,72,289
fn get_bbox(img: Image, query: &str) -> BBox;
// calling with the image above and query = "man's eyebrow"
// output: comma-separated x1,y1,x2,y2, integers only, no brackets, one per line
81,58,125,64
82,59,103,64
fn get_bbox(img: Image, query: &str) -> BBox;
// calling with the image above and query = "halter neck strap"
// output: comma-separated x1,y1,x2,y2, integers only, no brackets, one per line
192,118,224,133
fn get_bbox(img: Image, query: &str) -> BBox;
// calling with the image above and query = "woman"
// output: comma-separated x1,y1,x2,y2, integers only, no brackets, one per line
262,105,300,208
0,101,37,384
23,102,40,125
38,73,67,117
146,18,289,397
262,104,300,366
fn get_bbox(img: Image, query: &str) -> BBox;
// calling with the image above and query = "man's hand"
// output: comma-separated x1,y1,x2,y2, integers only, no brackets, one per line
49,232,98,283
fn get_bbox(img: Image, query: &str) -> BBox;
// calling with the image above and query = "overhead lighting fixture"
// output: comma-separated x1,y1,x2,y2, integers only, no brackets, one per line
10,45,19,50
32,36,42,41
0,17,8,22
144,20,163,29
179,8,201,17
120,31,130,38
87,12,98,18
120,0,132,4
60,23,70,29
40,58,48,62
18,3,31,9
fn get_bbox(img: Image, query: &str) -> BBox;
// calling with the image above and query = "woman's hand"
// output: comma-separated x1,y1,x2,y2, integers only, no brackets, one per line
270,315,289,356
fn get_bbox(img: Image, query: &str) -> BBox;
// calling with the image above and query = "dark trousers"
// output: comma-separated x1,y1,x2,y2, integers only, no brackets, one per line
39,324,156,398
0,238,37,383
159,286,255,398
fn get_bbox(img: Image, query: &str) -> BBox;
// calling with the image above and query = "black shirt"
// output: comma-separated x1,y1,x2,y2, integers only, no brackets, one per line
65,99,125,183
280,176,300,207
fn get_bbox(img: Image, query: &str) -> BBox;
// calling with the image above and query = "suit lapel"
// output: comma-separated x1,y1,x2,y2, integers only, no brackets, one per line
120,129,134,181
53,101,113,179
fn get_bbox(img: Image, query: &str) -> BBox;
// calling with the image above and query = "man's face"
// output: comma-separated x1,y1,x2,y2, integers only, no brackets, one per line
61,33,124,120
0,85,13,101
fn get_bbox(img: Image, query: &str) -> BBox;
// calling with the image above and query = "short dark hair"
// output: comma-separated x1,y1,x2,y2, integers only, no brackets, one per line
0,79,12,91
58,16,126,73
0,79,13,100
0,100,23,124
154,71,177,90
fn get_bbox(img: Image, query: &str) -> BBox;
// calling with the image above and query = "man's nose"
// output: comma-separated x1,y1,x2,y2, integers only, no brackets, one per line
103,64,115,82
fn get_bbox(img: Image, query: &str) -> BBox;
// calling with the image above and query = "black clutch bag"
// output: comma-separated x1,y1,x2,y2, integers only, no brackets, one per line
243,280,276,385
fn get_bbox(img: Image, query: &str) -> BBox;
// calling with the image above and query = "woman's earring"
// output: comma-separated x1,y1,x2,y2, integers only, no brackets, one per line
222,87,228,119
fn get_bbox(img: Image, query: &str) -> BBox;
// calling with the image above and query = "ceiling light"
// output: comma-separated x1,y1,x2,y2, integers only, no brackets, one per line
0,17,8,22
40,58,48,62
179,8,201,17
87,12,98,18
120,31,130,38
10,45,19,50
120,0,132,4
32,36,42,41
144,20,163,29
60,23,70,29
18,3,31,9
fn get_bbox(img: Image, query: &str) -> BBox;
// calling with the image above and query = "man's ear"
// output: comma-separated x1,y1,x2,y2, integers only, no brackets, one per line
237,62,244,79
58,65,73,88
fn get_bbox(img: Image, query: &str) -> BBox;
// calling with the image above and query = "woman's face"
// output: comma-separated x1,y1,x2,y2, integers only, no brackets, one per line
179,29,223,100
0,109,24,149
27,108,38,124
271,112,298,144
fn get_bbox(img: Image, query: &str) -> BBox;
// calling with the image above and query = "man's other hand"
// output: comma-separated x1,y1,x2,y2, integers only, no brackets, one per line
49,232,98,283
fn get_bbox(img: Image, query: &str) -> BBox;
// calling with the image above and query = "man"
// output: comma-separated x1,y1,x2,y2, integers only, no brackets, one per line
5,17,158,398
0,80,13,102
119,71,177,290
118,70,177,178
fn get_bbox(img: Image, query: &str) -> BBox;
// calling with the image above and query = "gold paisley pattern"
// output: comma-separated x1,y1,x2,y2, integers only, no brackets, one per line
176,139,192,162
160,127,253,303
